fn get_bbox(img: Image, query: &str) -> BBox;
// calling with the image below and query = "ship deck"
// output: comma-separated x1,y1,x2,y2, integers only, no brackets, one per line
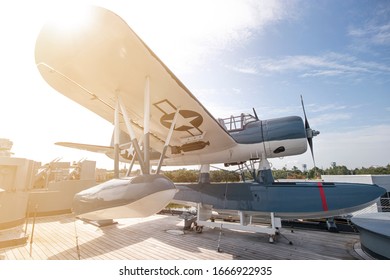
0,213,364,260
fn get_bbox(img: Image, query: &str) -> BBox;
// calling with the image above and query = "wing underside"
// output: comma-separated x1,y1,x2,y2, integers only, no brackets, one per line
35,6,237,165
56,142,113,154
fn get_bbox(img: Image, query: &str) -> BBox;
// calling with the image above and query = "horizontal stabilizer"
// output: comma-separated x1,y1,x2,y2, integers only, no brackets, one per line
55,141,161,163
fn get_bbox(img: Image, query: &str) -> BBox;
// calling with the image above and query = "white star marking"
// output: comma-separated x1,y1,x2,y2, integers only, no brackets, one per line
173,113,199,130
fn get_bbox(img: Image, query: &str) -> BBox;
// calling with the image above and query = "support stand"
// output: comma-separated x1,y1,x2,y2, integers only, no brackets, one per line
195,204,281,243
257,154,274,184
199,164,210,184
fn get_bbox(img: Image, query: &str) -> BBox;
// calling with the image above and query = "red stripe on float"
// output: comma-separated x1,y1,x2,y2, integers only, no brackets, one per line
317,182,328,211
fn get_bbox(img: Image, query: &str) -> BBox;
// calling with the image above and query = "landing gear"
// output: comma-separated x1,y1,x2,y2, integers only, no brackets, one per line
189,163,290,245
326,217,339,232
194,224,203,233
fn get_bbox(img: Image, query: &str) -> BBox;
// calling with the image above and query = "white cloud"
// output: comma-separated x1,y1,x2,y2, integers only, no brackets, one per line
310,113,352,126
271,124,390,169
349,20,390,46
106,0,299,73
315,124,390,168
309,104,348,113
347,2,390,53
229,52,390,80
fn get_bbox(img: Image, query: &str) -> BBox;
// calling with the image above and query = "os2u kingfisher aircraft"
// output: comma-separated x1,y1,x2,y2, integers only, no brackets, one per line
35,6,385,239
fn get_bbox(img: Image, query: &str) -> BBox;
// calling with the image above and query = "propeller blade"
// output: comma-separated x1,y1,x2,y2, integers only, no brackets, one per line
308,137,316,166
252,108,259,120
300,95,319,171
300,95,310,129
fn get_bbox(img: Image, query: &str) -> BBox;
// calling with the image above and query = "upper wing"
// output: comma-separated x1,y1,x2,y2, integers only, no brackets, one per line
35,6,236,164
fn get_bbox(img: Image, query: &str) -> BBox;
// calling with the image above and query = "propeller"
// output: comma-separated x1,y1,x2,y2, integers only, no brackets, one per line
300,95,320,168
252,107,259,120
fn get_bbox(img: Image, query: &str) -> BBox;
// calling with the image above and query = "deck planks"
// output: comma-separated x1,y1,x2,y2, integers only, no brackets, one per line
0,214,360,260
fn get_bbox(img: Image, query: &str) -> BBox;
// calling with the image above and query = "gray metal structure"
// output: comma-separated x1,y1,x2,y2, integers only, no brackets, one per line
351,213,390,259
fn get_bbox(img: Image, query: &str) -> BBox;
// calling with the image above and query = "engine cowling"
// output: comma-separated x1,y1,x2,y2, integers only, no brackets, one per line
229,116,308,158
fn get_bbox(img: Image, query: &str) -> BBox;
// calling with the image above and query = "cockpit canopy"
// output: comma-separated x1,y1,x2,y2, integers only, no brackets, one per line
218,113,258,132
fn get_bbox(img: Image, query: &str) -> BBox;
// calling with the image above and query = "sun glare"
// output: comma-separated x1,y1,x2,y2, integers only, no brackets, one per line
47,4,93,32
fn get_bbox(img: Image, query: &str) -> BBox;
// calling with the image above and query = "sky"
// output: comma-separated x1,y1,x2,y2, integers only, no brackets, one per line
0,0,389,171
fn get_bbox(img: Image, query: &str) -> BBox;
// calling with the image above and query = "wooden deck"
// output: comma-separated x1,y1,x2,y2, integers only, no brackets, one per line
0,213,362,260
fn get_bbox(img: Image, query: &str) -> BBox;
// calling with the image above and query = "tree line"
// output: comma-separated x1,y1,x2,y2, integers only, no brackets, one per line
163,168,240,182
108,164,390,182
163,164,390,182
273,164,390,180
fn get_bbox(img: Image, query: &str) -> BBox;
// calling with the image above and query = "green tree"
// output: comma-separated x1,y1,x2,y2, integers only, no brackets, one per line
210,170,240,182
163,169,198,182
325,165,350,175
307,167,323,179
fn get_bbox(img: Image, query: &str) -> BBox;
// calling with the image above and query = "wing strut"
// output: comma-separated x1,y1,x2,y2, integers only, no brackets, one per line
116,76,153,175
114,101,121,178
125,137,143,176
143,76,151,174
156,108,180,174
117,96,147,174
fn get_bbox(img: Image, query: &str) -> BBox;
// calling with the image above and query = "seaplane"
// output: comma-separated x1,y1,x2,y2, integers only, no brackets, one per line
35,6,385,240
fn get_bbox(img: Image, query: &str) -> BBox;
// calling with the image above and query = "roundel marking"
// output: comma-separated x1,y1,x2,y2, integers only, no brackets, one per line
160,110,203,131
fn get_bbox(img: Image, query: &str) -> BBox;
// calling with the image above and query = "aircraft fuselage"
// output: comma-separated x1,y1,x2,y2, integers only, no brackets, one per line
163,115,309,166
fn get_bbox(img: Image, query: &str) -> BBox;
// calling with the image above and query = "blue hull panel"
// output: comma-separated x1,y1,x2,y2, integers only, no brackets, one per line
174,181,386,219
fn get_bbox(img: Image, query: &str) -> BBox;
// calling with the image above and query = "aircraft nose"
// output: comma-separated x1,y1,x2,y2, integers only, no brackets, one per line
353,183,387,207
318,182,387,217
373,184,387,199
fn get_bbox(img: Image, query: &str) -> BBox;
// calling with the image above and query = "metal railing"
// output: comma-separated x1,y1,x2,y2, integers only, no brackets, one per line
379,193,390,212
218,113,258,132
